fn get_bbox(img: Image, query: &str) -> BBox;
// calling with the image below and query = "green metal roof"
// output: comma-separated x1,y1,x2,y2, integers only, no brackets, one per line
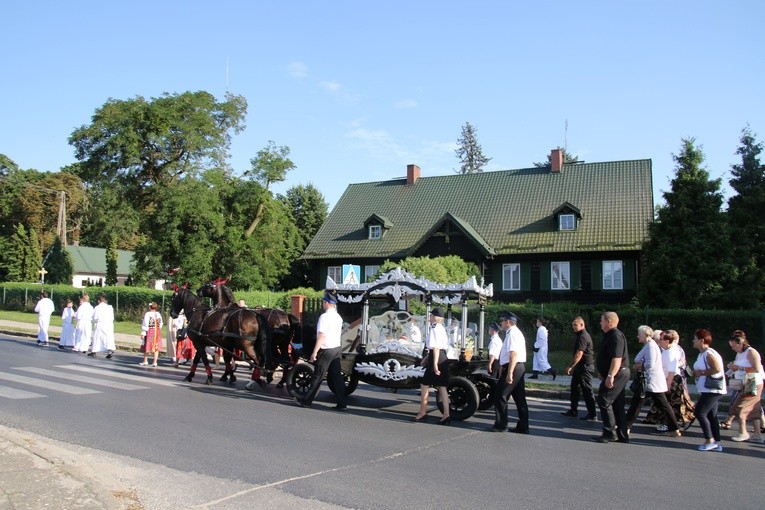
303,159,653,260
64,245,134,275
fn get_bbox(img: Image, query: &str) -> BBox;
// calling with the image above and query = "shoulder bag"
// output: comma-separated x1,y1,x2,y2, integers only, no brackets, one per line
744,373,759,396
703,350,724,391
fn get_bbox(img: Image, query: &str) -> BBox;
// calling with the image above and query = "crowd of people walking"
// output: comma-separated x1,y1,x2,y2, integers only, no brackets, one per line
31,290,764,451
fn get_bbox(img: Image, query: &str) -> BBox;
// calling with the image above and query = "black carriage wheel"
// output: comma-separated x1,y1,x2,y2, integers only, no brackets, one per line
327,371,359,396
472,375,496,411
436,376,480,421
286,362,315,399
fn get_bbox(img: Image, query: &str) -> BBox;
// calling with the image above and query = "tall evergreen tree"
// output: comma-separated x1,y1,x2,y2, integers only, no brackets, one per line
105,236,118,286
638,138,733,308
44,235,74,284
4,224,42,282
725,126,765,308
455,122,491,174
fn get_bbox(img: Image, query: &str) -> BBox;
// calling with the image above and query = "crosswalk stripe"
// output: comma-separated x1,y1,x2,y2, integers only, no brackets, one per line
12,367,149,391
57,365,183,387
0,372,100,395
0,384,45,399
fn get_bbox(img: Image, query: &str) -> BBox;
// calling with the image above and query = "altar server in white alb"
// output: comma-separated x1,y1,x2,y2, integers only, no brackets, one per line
88,294,115,358
34,290,55,346
58,299,75,349
530,317,557,380
73,294,95,353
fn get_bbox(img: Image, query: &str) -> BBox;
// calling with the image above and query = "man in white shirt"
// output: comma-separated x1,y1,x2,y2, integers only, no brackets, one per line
488,311,530,434
486,322,503,378
34,290,55,346
296,291,347,410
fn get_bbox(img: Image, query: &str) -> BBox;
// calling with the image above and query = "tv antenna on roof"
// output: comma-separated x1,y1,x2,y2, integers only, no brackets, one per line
564,118,568,151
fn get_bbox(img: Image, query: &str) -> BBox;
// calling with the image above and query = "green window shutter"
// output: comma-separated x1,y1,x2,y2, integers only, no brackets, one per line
521,263,531,291
571,261,581,291
540,262,551,291
591,261,602,290
623,260,636,289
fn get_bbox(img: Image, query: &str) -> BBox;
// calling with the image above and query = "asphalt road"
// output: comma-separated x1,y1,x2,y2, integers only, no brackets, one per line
0,334,762,510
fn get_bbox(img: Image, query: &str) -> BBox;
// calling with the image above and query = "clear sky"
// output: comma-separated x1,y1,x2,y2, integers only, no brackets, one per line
2,1,763,211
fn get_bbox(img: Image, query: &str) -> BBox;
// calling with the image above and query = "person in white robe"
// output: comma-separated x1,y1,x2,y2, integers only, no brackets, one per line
58,299,75,349
73,295,94,353
89,294,115,357
34,291,55,346
531,317,557,379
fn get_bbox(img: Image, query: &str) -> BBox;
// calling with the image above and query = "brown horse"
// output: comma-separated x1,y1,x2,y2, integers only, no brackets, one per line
170,284,270,385
197,278,302,388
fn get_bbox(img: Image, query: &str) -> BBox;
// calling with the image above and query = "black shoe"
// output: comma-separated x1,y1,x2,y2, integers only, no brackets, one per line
591,434,618,443
86,352,95,357
105,352,113,359
580,415,598,422
438,417,452,426
550,368,557,381
413,414,428,423
561,410,578,417
334,404,347,412
617,432,630,443
508,427,529,434
486,425,505,432
528,373,539,379
58,345,65,350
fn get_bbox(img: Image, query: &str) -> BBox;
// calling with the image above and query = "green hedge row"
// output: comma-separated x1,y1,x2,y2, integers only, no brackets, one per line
0,283,325,323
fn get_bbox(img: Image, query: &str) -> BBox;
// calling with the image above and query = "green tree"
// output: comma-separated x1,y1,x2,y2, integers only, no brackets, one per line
455,122,491,174
724,126,765,308
68,91,247,207
77,181,141,249
638,138,733,308
533,147,580,167
243,141,295,237
105,236,118,286
379,255,480,284
44,235,74,284
3,224,42,282
277,183,328,289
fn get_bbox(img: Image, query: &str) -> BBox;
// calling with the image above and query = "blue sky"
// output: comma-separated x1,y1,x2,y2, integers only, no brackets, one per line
2,1,763,210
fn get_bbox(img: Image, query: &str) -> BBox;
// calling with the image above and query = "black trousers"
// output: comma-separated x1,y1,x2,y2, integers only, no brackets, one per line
303,346,346,407
569,364,597,417
597,368,629,438
626,390,680,431
493,364,529,430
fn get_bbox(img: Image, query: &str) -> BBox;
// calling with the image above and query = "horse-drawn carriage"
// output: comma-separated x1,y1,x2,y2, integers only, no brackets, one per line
285,267,496,421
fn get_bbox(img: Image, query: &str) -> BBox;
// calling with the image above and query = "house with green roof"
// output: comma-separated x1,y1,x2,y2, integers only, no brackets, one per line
302,149,654,304
64,244,134,288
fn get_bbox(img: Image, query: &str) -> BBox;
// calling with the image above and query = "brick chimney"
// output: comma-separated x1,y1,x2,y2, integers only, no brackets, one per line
550,148,563,173
406,164,421,185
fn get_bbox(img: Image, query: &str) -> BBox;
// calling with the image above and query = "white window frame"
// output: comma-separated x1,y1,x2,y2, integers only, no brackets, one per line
559,214,575,231
603,260,623,290
502,263,521,291
368,225,382,239
551,261,571,290
327,266,342,284
365,265,380,282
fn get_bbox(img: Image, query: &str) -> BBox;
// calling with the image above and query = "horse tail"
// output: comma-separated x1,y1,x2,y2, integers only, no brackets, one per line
288,313,302,345
256,312,271,368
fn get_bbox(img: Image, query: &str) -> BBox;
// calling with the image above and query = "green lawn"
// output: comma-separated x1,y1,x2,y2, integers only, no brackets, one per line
0,310,143,336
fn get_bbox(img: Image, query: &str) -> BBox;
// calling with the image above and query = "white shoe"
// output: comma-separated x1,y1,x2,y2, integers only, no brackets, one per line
139,362,149,366
655,424,668,432
731,432,750,442
151,363,158,367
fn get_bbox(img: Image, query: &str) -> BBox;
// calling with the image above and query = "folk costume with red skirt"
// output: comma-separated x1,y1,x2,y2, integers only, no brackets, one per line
141,311,164,353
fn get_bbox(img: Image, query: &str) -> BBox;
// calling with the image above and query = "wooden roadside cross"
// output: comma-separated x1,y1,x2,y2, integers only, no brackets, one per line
39,267,47,284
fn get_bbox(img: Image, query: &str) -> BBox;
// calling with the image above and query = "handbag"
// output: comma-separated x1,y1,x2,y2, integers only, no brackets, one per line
630,372,646,398
702,350,724,391
744,374,758,396
728,378,743,392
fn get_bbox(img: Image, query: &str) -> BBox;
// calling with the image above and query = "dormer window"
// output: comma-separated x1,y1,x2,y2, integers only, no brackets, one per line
559,214,575,231
363,214,393,240
553,202,582,232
